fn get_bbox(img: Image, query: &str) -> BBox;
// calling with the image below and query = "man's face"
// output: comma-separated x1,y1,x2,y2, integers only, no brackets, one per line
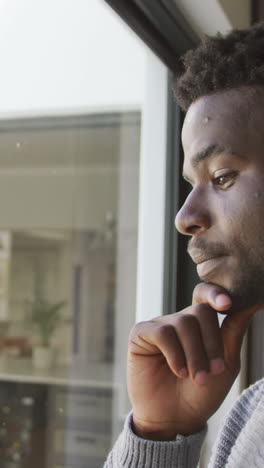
175,88,264,311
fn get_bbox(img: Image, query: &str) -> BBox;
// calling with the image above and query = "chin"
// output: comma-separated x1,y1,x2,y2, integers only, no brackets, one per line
201,261,264,312
223,289,262,315
204,276,259,314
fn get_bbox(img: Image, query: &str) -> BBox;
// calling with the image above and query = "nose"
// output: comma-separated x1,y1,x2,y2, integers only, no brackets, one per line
175,187,211,236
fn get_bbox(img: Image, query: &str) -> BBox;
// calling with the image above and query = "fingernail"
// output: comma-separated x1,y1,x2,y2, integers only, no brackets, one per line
210,358,225,375
216,294,231,309
194,370,208,385
179,367,188,378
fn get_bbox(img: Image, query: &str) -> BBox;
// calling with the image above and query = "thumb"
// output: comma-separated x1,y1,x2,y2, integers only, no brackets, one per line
221,304,261,366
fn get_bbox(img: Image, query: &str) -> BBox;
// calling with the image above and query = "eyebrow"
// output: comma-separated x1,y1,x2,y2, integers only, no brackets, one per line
182,143,245,181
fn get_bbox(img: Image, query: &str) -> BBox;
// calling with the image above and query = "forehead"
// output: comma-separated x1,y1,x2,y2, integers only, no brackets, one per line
181,89,263,171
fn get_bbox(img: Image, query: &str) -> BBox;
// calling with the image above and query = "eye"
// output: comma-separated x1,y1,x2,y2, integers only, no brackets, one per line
212,171,238,189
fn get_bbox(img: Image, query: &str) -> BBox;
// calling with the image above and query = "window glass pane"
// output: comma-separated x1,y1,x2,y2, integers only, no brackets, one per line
0,1,167,467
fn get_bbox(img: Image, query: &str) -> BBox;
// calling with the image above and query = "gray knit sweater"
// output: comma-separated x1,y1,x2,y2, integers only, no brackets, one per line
104,378,264,467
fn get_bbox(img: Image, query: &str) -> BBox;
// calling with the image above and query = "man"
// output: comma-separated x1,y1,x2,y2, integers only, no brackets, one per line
105,22,264,467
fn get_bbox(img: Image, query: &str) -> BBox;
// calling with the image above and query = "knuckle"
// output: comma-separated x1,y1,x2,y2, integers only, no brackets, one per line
129,321,146,339
130,317,172,341
176,313,198,330
192,302,212,317
131,321,143,332
155,323,174,340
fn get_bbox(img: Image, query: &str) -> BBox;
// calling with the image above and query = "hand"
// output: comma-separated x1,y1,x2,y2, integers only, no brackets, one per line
127,283,260,440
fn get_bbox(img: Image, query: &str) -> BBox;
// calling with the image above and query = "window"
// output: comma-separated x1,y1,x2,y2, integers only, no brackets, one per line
0,1,169,466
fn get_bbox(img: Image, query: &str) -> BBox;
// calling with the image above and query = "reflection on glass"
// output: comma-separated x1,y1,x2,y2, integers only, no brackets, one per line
0,111,140,467
0,0,154,463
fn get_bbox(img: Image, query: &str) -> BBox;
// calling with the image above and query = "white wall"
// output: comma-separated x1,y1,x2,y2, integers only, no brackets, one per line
0,0,146,116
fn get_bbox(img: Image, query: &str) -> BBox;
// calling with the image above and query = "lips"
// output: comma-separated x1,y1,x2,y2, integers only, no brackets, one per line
196,256,227,279
188,247,229,280
188,248,225,265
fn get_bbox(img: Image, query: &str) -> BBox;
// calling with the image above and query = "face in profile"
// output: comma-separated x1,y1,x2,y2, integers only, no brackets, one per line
175,87,264,312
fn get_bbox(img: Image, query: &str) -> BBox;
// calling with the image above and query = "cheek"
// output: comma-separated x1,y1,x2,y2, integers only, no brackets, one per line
216,182,264,246
226,185,264,248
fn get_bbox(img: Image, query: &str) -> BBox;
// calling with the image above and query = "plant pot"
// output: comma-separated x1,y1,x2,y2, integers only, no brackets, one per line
32,346,54,369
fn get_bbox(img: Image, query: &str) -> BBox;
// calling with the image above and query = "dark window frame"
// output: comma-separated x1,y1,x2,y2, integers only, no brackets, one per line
104,0,198,71
104,0,199,315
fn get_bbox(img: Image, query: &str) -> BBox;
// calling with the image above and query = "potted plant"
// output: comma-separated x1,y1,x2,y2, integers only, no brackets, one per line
25,298,67,369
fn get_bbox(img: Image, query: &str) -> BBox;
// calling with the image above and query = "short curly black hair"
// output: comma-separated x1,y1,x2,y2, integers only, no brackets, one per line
173,22,264,111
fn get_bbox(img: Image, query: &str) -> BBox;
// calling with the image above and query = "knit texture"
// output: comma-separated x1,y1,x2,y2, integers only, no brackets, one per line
104,378,264,467
104,411,206,467
209,378,264,468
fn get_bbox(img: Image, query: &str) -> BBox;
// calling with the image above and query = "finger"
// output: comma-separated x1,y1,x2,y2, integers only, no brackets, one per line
221,304,261,369
192,304,225,375
130,322,188,378
193,282,232,312
175,313,209,385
